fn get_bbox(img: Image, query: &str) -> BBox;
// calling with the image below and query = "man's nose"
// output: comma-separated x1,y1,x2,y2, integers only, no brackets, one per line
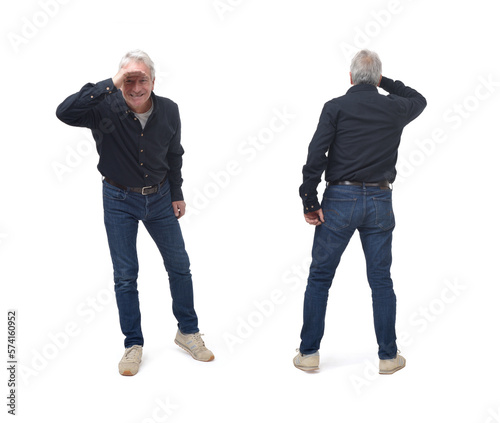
132,81,142,91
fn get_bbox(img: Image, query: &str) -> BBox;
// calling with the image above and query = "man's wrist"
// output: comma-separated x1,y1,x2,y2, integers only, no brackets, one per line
379,76,394,92
170,190,184,203
94,78,118,96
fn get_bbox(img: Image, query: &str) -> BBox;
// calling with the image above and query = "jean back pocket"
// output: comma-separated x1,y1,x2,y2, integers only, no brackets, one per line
373,198,395,230
322,198,357,231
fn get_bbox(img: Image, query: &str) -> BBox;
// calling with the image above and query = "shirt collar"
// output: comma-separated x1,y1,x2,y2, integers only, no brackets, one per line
346,84,378,94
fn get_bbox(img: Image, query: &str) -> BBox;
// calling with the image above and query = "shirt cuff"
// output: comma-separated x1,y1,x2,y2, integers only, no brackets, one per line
302,195,321,214
300,183,321,214
80,78,119,106
170,187,184,203
96,78,118,96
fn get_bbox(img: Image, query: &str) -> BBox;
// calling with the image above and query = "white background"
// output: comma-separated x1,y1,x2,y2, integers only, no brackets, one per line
1,0,499,421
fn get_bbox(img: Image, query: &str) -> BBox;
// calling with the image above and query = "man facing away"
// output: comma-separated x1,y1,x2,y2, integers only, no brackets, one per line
56,50,214,376
294,50,426,374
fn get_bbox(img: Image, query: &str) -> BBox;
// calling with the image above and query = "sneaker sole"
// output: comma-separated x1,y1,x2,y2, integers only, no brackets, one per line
379,362,406,375
120,370,135,376
293,361,319,372
295,366,319,371
175,340,214,362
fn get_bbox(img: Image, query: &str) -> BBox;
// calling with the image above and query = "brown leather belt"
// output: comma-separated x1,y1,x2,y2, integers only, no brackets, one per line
104,177,166,195
327,180,391,189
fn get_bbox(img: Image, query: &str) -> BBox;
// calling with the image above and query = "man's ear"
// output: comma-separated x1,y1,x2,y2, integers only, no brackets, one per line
349,72,353,85
151,78,155,91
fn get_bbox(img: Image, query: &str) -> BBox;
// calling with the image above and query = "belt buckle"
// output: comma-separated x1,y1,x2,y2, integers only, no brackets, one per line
141,185,153,195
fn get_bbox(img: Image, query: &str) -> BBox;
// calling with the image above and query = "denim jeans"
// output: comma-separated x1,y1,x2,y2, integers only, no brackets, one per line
102,179,199,348
300,184,398,359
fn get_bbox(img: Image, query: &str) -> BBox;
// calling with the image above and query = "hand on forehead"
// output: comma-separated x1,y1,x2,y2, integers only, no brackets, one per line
122,62,152,80
123,69,150,81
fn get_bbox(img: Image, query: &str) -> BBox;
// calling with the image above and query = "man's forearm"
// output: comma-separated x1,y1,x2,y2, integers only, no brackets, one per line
56,78,118,128
379,76,423,100
167,163,184,203
379,76,427,121
299,102,338,214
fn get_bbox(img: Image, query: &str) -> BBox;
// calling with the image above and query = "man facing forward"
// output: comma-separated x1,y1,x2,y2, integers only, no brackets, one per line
56,50,214,376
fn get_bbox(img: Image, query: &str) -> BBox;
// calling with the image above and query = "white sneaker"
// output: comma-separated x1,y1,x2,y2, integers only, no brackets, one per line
379,351,406,375
293,349,320,371
175,330,214,362
119,345,143,376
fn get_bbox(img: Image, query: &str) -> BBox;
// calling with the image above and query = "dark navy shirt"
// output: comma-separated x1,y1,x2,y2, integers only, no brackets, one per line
56,78,185,201
300,76,426,213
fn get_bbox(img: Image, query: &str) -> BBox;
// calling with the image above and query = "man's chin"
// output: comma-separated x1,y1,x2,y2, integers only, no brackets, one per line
124,97,150,112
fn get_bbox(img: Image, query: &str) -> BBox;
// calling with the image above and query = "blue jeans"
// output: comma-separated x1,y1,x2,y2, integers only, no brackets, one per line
103,179,199,348
300,184,398,359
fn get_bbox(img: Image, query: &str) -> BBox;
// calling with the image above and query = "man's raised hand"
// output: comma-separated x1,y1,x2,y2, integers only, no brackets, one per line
112,68,149,90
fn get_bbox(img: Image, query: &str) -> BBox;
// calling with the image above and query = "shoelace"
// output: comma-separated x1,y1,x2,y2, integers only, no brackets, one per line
188,333,206,349
123,346,141,362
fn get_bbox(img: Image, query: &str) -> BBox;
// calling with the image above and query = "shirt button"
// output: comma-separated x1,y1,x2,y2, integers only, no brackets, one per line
141,133,144,136
305,194,307,196
90,95,94,99
106,87,110,90
140,149,144,153
311,205,314,208
140,163,144,166
145,175,149,178
134,118,137,120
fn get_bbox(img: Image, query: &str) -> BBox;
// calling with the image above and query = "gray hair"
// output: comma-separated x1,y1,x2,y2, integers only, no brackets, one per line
350,50,382,85
118,49,156,80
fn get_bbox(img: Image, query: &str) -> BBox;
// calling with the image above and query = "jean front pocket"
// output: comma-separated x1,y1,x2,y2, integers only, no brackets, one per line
159,184,171,199
322,197,357,231
103,181,127,201
373,198,395,230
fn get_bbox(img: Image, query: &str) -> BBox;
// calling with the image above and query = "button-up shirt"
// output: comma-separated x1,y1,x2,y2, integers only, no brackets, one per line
56,78,185,201
300,76,427,213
